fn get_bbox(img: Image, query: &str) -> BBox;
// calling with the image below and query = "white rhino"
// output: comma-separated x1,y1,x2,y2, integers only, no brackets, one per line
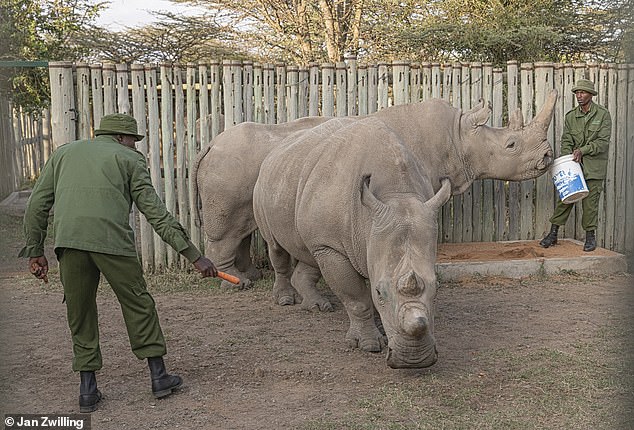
253,117,452,368
194,90,557,290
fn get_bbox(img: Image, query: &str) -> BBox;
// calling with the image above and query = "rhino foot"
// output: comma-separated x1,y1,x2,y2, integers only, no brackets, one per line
301,299,334,312
277,295,296,306
221,278,252,290
345,325,387,352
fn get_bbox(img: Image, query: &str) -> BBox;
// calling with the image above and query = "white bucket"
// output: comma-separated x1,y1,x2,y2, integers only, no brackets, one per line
551,154,589,204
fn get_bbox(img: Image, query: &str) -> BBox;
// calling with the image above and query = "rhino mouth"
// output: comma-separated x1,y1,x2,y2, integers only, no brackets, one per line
385,338,438,369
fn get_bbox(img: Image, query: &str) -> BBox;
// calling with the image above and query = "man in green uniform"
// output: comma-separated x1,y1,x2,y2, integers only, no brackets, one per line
539,79,612,252
19,114,218,413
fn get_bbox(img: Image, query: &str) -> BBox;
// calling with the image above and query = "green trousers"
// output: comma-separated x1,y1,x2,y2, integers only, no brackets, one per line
549,178,604,231
57,248,167,371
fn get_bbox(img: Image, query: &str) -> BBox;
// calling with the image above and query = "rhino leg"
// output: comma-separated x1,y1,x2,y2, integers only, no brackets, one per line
291,262,333,312
315,250,386,352
267,240,301,306
205,237,253,289
234,235,262,281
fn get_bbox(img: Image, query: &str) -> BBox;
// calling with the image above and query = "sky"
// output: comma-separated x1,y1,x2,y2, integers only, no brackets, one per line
94,0,206,31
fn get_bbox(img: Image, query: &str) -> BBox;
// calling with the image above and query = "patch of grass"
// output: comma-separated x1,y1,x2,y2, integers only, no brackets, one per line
300,341,633,430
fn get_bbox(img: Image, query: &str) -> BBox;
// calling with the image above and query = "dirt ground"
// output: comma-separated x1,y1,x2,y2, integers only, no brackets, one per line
1,209,633,429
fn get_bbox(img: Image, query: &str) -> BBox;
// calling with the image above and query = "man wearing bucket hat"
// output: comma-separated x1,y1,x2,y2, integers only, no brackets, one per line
19,113,218,412
540,79,612,252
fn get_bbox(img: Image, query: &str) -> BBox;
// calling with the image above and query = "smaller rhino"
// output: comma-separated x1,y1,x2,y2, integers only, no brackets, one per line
253,117,452,368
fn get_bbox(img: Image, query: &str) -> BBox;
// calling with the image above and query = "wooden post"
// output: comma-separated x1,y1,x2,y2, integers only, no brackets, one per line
102,63,116,115
358,64,368,116
298,66,309,118
450,62,463,243
48,61,75,149
253,63,264,123
263,64,275,124
377,62,389,110
421,62,432,101
75,63,91,139
470,62,483,242
534,62,555,241
145,64,166,269
346,55,358,116
174,64,188,235
276,63,287,123
198,64,209,150
321,63,335,117
431,63,442,99
625,65,634,254
287,65,299,121
613,64,628,252
243,60,254,122
507,60,520,240
131,63,154,271
308,62,320,117
335,61,347,117
492,66,506,241
367,64,378,114
461,63,473,242
210,61,222,137
186,63,201,250
90,64,104,128
410,63,421,103
392,60,410,106
519,62,535,240
116,63,130,114
481,63,495,242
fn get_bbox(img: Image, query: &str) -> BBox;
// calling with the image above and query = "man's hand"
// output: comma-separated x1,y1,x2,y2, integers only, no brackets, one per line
193,256,218,278
572,148,583,163
29,256,49,283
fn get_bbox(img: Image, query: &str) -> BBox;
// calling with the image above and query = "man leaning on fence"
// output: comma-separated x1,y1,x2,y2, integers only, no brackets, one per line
539,79,612,252
19,113,218,413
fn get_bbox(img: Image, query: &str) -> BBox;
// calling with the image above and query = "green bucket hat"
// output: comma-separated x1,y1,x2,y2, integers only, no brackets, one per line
571,79,597,96
94,113,144,141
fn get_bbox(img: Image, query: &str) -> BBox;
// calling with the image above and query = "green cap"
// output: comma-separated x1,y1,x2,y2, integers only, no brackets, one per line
571,79,597,96
94,113,144,141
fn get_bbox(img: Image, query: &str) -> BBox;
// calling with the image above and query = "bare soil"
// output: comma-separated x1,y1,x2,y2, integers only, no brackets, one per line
1,210,633,430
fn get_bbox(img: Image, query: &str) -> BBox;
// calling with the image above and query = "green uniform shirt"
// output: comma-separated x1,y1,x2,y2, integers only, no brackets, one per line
19,135,202,263
560,101,611,180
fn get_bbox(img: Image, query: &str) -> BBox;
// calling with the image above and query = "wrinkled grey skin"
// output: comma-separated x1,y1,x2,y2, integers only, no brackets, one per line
253,117,452,368
194,90,557,289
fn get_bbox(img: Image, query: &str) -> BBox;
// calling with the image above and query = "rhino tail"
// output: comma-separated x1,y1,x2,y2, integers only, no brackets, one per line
190,142,213,228
425,178,452,212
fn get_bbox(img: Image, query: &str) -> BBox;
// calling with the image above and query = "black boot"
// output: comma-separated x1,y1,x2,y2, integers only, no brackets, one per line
540,224,559,248
148,357,183,398
79,371,102,413
584,230,596,252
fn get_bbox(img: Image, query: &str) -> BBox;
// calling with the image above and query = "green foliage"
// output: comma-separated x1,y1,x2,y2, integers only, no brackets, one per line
0,0,105,113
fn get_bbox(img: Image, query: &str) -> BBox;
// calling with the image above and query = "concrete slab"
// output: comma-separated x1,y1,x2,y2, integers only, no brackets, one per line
436,239,629,280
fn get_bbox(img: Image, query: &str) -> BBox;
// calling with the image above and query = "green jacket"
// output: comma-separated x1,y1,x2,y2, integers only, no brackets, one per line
19,135,201,262
560,101,611,180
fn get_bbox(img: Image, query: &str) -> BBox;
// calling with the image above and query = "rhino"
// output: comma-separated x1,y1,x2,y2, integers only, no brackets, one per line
253,117,452,368
192,116,332,287
194,90,557,290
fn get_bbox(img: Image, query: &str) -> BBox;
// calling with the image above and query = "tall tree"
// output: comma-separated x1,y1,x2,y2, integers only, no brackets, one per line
0,0,105,112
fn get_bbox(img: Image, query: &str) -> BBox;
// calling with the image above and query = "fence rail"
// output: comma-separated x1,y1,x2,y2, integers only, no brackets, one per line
5,59,632,271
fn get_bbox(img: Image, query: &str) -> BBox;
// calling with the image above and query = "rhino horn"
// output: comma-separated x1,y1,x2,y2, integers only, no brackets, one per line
425,178,452,212
528,88,558,131
400,304,429,337
361,174,390,220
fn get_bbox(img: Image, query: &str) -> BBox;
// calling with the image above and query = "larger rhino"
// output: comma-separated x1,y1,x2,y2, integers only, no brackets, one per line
253,117,452,368
194,90,558,290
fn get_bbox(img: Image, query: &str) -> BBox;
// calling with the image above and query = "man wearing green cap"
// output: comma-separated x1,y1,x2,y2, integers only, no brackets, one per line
539,78,612,252
19,113,218,412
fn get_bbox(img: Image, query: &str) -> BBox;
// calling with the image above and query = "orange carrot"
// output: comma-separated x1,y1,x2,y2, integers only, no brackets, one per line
217,271,240,285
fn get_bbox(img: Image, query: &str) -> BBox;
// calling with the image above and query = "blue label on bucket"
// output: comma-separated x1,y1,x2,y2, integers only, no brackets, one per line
553,168,586,201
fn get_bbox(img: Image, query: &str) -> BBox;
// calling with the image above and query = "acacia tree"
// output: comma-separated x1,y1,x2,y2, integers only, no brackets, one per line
171,0,364,64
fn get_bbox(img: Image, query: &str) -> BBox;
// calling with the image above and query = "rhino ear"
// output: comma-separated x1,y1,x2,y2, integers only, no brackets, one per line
509,108,524,131
361,174,389,219
467,101,491,128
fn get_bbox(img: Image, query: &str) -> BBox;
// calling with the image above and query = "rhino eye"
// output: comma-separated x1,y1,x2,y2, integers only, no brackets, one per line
506,139,516,150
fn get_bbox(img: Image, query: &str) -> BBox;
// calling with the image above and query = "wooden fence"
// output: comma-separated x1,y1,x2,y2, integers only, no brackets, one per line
23,59,633,270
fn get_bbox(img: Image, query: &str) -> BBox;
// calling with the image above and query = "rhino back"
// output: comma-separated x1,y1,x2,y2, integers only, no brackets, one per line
254,116,430,274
